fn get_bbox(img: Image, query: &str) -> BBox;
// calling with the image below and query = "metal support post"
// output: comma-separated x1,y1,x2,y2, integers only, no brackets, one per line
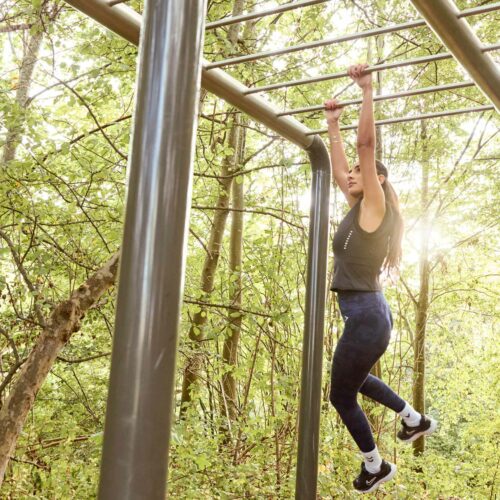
295,136,331,499
97,1,206,499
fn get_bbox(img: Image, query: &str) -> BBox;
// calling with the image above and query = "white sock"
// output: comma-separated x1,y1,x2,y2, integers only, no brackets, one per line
398,401,421,427
361,446,382,474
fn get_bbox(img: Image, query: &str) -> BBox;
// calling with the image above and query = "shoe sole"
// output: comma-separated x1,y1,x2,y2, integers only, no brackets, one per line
354,463,397,495
399,418,438,443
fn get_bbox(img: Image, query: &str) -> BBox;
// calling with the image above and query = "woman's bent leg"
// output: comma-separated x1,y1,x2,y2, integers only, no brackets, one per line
359,374,406,413
329,307,392,452
329,336,376,452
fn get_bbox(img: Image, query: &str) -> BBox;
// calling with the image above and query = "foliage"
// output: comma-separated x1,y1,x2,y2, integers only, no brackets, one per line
0,0,498,498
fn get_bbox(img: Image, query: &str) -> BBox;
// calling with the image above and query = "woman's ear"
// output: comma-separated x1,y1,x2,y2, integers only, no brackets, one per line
378,174,386,185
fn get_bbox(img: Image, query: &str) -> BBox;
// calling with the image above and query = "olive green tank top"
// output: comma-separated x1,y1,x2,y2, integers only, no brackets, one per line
331,199,394,292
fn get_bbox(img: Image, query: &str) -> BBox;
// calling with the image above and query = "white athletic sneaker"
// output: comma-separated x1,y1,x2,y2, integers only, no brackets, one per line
353,459,397,494
397,414,438,443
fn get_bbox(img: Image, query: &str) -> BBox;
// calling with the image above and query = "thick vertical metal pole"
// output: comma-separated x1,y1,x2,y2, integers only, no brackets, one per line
295,136,331,499
97,1,206,499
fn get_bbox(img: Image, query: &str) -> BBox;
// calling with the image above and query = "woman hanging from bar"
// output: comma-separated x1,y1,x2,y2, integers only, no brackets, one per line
324,64,437,495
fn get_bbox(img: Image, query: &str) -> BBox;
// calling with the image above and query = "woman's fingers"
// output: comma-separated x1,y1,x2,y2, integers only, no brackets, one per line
348,64,362,79
347,63,370,80
324,98,341,109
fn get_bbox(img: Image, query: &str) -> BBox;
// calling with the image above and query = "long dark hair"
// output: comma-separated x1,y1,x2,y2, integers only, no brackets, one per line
375,160,404,271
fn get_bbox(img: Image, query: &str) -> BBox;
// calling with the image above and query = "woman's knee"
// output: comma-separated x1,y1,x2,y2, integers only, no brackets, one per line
329,387,356,410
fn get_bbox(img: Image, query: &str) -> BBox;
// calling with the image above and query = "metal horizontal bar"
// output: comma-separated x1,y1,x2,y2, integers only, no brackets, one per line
64,0,141,44
205,0,329,30
482,43,500,52
277,81,476,116
244,43,500,94
307,105,495,134
457,2,500,18
410,0,500,112
246,52,451,94
63,0,314,149
201,67,313,147
206,19,426,69
205,2,500,69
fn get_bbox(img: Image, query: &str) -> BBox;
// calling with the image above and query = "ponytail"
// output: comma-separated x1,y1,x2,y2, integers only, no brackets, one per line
376,160,404,272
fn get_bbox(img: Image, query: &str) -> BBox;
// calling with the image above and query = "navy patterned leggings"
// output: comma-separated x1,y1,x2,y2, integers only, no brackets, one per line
329,290,406,452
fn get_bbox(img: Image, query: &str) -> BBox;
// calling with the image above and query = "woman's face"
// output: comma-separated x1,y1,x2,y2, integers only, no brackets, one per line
347,164,385,197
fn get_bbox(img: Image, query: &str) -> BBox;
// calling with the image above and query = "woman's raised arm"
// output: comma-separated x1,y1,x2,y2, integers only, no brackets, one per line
348,64,385,214
325,99,357,207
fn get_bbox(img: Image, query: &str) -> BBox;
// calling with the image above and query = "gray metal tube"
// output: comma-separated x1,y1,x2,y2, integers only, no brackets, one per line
278,81,476,116
409,0,500,112
308,105,495,134
207,19,426,69
457,2,500,17
97,0,206,499
244,44,500,94
201,66,313,147
295,135,331,500
65,0,141,44
205,0,329,30
206,2,500,69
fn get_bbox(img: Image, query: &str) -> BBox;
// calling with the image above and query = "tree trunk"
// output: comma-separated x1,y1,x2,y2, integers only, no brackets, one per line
0,8,49,409
220,117,246,428
179,0,246,417
413,120,430,455
0,252,120,485
1,10,45,167
180,115,241,415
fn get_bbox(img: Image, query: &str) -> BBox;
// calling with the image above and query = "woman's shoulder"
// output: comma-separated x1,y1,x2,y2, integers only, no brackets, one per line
354,199,394,237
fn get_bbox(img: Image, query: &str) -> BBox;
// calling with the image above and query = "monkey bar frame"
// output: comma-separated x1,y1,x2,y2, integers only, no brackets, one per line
60,1,499,499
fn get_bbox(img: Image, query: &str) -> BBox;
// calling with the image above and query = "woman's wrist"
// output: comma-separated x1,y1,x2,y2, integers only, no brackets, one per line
327,118,340,126
328,123,342,143
362,84,373,94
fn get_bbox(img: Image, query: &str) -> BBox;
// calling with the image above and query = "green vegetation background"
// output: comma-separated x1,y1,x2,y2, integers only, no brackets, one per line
0,0,498,498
